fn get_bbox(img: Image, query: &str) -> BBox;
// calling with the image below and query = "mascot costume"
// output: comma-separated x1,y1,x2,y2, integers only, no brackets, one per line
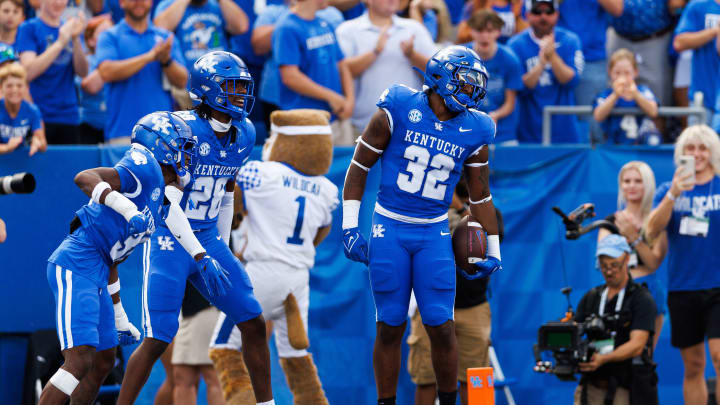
209,109,338,405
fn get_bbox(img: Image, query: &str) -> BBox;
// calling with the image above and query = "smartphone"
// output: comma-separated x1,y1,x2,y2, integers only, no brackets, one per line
678,155,696,184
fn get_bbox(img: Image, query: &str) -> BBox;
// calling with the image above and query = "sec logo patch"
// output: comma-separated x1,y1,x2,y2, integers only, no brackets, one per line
199,142,211,156
408,109,422,123
151,187,161,201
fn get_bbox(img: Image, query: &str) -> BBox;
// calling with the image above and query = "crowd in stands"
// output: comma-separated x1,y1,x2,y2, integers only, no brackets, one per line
0,0,718,152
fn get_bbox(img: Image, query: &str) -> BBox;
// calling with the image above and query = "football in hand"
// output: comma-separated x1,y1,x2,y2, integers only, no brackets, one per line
452,215,487,274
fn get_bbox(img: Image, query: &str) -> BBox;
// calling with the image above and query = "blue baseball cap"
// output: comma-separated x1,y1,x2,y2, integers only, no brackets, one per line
596,234,631,259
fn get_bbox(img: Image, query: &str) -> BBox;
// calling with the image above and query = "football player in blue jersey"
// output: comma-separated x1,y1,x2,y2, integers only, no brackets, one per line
117,51,275,405
341,45,503,405
39,111,199,405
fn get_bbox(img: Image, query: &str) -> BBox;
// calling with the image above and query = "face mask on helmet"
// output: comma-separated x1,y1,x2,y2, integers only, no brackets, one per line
213,77,255,120
421,47,489,113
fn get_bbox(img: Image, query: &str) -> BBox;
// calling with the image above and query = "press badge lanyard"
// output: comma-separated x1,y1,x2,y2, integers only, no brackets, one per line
599,287,625,316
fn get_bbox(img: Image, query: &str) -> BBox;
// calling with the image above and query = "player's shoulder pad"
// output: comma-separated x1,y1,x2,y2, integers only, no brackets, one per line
376,84,419,109
118,145,163,189
237,117,257,147
466,109,496,144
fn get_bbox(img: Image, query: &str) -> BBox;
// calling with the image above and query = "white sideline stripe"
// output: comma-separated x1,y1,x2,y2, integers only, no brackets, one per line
55,265,65,349
64,269,73,348
142,241,153,338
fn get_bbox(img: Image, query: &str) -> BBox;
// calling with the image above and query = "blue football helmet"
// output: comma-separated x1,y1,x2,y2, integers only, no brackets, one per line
189,51,255,120
0,43,18,65
131,111,197,187
419,45,488,112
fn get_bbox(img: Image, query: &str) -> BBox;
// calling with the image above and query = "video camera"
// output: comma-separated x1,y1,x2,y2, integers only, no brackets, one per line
534,313,618,381
531,203,621,381
0,172,35,195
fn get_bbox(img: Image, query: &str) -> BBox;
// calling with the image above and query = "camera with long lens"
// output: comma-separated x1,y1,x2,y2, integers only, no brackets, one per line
0,172,35,195
532,203,622,381
534,313,618,381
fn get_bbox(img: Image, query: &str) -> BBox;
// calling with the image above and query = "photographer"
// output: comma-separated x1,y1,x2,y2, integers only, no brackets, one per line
574,234,657,405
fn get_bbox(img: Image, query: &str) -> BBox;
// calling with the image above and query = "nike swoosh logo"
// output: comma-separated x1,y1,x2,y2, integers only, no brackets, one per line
459,128,471,133
238,146,247,153
216,235,222,240
440,231,450,236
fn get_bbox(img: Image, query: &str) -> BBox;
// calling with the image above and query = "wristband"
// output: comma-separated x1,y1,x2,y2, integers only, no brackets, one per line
104,190,141,222
630,235,643,248
92,182,112,204
108,279,120,295
487,235,501,261
666,190,677,201
161,59,171,68
342,200,361,229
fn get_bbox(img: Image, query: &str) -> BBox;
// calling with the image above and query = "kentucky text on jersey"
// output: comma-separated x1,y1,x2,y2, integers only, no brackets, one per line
403,130,467,159
282,175,322,196
0,124,30,139
194,164,241,177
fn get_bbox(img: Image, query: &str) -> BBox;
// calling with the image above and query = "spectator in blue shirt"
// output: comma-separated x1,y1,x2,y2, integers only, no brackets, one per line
674,0,720,126
153,0,248,71
95,0,187,143
16,0,88,144
77,13,112,144
604,0,674,107
274,0,354,144
253,0,343,131
557,0,608,144
0,62,45,155
593,48,660,145
0,0,24,45
467,9,522,144
508,0,583,143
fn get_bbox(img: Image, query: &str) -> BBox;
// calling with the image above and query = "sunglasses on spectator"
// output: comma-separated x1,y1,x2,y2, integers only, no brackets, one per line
530,8,555,15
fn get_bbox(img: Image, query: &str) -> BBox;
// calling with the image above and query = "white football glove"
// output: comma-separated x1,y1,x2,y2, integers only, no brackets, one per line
114,302,141,345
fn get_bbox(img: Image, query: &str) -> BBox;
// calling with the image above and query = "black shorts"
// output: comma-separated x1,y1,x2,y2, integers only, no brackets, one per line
668,288,720,348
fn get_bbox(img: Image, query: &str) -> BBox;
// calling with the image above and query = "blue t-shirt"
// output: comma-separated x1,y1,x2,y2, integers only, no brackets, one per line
48,145,166,286
675,0,720,112
228,0,284,67
508,27,583,143
76,54,107,131
16,17,79,125
609,0,672,38
375,85,495,219
170,110,255,230
557,0,608,62
0,99,42,143
273,12,344,114
593,85,658,144
155,0,229,71
470,43,522,143
95,20,185,141
256,5,344,106
654,177,720,291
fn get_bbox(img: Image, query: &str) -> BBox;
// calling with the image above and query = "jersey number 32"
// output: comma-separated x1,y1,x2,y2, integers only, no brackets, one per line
396,145,455,200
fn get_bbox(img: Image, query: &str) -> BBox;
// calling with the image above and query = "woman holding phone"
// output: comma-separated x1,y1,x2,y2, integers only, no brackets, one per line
598,161,667,349
647,124,720,405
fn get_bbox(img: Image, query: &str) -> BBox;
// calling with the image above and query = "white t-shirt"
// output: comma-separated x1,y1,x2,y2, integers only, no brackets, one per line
236,160,339,269
336,13,438,130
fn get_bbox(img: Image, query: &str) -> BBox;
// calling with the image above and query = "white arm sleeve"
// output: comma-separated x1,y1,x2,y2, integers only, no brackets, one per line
164,186,205,258
217,192,233,245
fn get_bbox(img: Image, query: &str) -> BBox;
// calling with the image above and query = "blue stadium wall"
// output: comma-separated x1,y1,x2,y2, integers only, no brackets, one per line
0,144,698,404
